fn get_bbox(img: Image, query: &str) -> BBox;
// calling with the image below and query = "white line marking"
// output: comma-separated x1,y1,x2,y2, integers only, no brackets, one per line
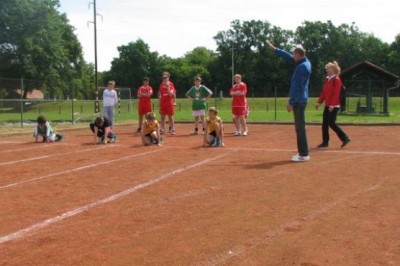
0,148,166,190
0,145,52,154
223,147,400,156
0,141,24,144
0,152,230,244
196,183,382,265
0,145,113,166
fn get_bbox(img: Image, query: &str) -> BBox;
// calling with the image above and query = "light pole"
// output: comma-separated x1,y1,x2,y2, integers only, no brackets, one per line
89,0,101,114
231,46,234,86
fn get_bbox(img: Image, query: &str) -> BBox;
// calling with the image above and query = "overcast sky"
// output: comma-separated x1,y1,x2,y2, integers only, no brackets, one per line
58,0,399,71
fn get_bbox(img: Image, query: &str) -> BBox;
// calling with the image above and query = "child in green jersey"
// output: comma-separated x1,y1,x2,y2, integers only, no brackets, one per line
185,75,213,135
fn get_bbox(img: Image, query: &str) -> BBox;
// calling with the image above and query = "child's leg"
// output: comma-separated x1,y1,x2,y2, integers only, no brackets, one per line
234,115,240,133
239,115,248,134
160,115,166,132
138,114,143,131
194,116,199,130
200,115,206,133
143,135,152,145
168,115,175,133
150,131,159,144
206,134,215,146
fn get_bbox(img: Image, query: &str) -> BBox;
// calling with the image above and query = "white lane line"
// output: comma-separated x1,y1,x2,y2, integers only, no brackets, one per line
0,141,24,144
223,147,400,156
0,145,113,166
0,152,230,244
0,148,166,190
0,146,51,154
196,183,382,266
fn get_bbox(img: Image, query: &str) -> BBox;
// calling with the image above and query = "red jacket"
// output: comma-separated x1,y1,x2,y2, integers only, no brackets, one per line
317,75,342,106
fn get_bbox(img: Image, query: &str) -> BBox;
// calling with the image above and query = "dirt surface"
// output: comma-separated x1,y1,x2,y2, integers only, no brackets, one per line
1,123,400,265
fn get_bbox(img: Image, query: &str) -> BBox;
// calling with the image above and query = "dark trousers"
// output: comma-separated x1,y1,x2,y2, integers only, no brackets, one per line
293,103,309,156
322,107,347,143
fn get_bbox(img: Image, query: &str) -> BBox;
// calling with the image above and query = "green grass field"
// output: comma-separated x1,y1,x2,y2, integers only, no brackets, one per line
1,97,400,127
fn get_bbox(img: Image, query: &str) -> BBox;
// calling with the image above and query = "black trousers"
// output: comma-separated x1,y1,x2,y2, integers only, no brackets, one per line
293,103,309,156
322,107,347,143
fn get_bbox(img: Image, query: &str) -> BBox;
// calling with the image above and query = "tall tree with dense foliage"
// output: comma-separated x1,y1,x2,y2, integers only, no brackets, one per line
107,39,163,91
0,0,87,98
214,20,293,97
294,21,391,94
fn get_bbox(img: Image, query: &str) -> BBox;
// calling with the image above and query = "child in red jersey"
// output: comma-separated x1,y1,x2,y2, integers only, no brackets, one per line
136,77,153,133
158,72,176,135
230,74,248,136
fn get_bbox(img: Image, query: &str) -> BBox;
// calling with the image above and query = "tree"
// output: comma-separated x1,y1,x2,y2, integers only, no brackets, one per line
294,21,390,95
387,34,400,76
107,39,163,92
214,20,293,97
0,0,87,98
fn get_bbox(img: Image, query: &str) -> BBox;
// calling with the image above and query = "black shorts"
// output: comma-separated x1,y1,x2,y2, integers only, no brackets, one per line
144,131,156,138
209,131,217,137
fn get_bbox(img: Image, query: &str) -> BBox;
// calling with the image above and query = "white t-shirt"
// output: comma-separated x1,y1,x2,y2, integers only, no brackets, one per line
103,89,118,107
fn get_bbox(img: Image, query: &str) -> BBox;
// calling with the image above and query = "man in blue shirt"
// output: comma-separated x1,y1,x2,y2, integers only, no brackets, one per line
267,41,311,162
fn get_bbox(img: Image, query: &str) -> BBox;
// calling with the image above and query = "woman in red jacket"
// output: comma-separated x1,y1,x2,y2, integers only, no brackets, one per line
315,61,351,148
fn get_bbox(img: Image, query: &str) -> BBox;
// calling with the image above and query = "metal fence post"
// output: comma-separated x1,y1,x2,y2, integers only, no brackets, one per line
20,78,24,128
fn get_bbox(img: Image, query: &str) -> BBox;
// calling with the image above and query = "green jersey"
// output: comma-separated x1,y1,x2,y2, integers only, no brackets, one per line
186,85,213,111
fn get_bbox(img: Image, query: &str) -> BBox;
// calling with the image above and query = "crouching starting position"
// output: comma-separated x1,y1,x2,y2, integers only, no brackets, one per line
33,115,63,143
203,107,224,147
142,112,161,146
90,116,116,144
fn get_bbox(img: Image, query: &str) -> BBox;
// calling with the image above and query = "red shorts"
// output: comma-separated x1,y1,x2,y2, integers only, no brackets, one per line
138,104,152,116
159,104,174,116
232,106,247,116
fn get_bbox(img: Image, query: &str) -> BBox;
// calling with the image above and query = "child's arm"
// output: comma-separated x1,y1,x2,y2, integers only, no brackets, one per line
219,120,225,146
203,86,213,101
141,121,146,145
103,127,111,144
155,123,161,146
203,125,209,147
114,90,119,106
93,126,98,144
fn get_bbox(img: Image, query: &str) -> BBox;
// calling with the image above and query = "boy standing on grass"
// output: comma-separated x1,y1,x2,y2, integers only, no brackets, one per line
203,107,224,147
103,80,119,128
136,77,153,133
90,115,116,144
33,115,63,143
158,72,176,135
141,112,161,146
186,75,213,135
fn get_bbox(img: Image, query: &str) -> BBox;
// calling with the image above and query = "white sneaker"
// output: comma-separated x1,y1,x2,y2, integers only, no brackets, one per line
243,130,248,136
291,154,310,162
234,131,241,136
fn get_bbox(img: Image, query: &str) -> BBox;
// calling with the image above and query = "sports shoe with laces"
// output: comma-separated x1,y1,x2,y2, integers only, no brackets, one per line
291,154,310,162
190,130,199,135
234,131,241,136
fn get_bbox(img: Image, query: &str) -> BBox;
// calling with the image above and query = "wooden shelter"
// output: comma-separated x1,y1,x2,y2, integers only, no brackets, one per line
340,61,399,114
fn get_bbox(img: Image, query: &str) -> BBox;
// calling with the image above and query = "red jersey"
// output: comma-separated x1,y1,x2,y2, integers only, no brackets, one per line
230,82,247,107
317,75,342,106
137,85,153,106
158,81,176,107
